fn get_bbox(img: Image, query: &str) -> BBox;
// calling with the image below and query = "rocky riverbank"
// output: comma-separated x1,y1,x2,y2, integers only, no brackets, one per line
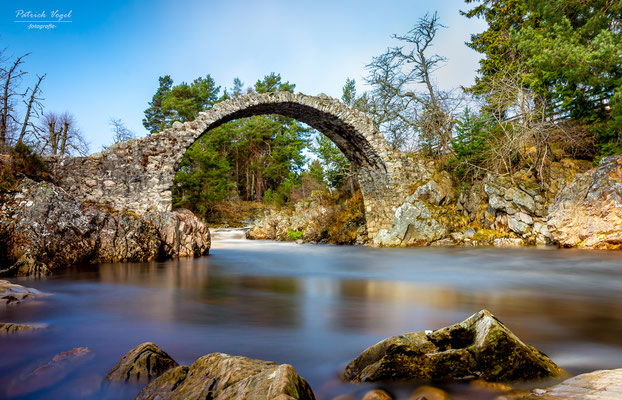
0,178,210,277
375,156,621,249
248,156,622,250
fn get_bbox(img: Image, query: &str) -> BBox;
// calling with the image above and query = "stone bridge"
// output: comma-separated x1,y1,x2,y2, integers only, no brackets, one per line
52,92,411,238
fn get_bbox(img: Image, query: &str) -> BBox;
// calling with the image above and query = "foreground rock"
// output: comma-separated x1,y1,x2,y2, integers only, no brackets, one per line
7,347,93,397
547,156,622,249
506,368,622,399
0,280,41,305
136,352,315,400
105,342,178,384
343,310,564,383
0,179,210,277
0,322,47,335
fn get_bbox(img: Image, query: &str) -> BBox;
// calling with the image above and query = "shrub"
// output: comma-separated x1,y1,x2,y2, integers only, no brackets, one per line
0,143,48,192
286,228,303,241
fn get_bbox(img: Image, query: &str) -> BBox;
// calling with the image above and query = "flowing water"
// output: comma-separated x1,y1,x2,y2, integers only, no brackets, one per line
2,232,622,399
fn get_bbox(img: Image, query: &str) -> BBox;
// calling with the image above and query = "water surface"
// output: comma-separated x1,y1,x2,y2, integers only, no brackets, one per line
1,232,622,399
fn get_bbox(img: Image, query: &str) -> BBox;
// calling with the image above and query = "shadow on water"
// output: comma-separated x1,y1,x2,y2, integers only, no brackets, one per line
1,233,622,399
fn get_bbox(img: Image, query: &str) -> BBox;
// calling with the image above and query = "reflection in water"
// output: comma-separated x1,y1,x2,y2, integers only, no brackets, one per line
1,235,622,399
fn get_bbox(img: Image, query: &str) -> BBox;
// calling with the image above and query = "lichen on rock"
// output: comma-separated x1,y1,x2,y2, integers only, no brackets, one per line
135,352,315,400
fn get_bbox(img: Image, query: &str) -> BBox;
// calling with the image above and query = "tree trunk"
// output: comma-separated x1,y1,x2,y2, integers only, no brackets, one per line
255,169,263,202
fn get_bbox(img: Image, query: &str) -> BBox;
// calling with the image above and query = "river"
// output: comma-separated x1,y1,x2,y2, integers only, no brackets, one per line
1,231,622,399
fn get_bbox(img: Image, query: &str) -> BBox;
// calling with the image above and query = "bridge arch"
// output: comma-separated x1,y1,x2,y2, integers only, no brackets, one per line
52,92,407,238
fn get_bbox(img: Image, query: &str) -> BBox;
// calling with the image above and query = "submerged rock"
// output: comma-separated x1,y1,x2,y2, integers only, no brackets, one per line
136,352,315,400
409,386,452,400
362,389,393,400
343,310,564,383
7,347,93,397
105,342,178,384
0,322,47,335
0,280,41,305
547,156,622,249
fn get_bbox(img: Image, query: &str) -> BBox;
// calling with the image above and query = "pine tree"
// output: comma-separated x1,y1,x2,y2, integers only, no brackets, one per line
143,75,174,134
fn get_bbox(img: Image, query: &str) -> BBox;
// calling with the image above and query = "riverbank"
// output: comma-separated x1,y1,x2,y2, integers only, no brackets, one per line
1,154,620,278
247,156,622,250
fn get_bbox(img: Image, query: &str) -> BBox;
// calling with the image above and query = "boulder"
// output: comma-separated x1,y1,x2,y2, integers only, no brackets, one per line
457,189,482,221
136,352,315,400
415,173,456,206
0,280,41,305
105,342,178,384
343,310,563,383
547,156,622,249
374,201,447,246
507,368,622,399
147,209,211,257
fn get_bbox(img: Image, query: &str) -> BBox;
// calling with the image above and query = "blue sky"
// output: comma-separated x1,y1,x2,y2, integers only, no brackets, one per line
2,0,487,152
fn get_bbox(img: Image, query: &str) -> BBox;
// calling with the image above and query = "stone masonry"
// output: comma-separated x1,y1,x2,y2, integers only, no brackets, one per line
50,92,408,238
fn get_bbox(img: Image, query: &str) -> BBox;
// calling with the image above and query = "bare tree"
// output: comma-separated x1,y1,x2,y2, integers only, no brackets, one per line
108,118,135,145
37,111,89,156
17,74,45,145
0,50,48,152
365,12,462,155
0,51,29,150
477,69,559,184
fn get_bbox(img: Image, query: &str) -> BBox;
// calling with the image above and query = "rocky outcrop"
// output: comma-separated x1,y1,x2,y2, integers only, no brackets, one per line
0,280,41,305
509,368,622,399
147,209,211,257
105,342,178,384
343,310,564,383
547,156,622,249
136,352,315,400
0,179,210,277
482,177,552,245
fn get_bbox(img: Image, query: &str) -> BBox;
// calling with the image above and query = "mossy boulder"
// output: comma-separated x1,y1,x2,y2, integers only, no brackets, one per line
136,352,315,400
343,310,564,383
105,342,178,384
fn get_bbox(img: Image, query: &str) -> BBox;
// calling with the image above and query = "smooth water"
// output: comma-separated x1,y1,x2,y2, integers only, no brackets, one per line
2,233,622,399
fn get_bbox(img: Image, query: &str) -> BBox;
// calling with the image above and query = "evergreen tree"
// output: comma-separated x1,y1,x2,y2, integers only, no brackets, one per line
342,78,357,106
143,75,174,134
462,0,622,154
